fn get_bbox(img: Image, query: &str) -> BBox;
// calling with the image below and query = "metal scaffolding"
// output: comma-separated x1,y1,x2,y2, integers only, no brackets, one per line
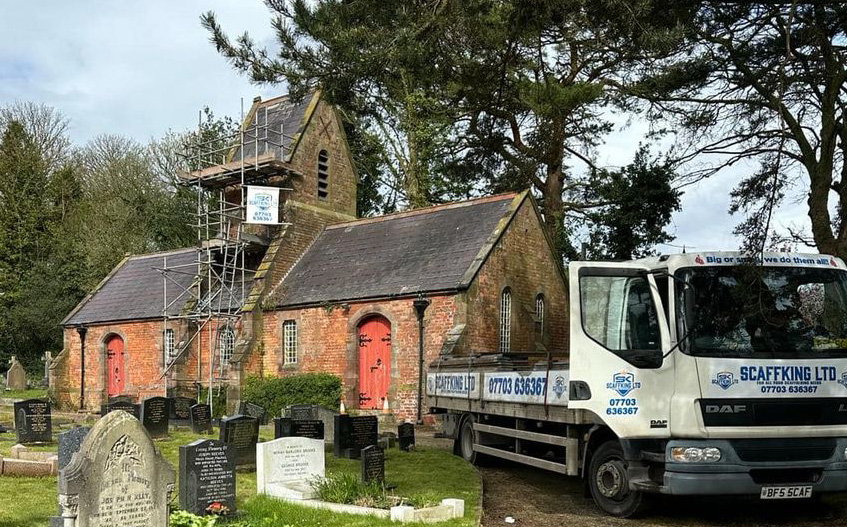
156,99,294,413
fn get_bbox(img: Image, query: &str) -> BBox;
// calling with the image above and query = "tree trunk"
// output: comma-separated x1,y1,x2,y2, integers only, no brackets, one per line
540,165,565,257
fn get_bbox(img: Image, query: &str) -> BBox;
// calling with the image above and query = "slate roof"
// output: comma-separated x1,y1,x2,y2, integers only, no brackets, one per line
63,249,198,326
273,193,523,307
231,92,316,162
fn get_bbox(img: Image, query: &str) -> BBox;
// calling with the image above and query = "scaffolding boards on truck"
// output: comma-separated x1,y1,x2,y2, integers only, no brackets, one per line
156,99,293,413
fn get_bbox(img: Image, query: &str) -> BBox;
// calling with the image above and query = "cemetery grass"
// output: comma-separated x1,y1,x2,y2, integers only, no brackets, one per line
1,389,48,400
0,426,480,527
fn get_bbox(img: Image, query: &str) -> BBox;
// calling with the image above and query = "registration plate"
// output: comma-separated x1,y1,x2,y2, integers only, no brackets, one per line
760,485,813,499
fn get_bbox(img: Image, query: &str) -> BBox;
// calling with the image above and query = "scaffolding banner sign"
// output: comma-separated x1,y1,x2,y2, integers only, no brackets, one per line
246,185,279,224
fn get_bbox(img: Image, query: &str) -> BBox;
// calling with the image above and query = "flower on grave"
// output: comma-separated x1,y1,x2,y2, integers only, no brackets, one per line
206,501,229,515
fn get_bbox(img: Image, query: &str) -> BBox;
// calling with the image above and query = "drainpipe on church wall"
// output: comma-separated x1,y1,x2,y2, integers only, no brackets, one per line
413,296,430,425
76,325,87,411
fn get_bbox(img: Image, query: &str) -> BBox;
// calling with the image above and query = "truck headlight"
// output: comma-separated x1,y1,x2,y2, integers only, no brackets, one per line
671,446,722,463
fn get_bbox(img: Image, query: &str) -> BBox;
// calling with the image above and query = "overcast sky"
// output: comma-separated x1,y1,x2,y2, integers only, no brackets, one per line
0,1,813,255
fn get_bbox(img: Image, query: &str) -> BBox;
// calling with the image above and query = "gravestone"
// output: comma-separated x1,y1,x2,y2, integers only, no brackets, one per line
5,355,26,390
109,395,133,404
257,436,324,500
141,396,170,439
101,400,141,420
219,415,259,467
179,439,236,516
398,422,415,451
238,401,267,424
361,445,385,483
333,415,378,459
274,418,325,440
14,399,52,443
58,427,91,470
57,410,175,527
50,427,93,527
190,404,213,434
170,396,196,425
284,404,337,442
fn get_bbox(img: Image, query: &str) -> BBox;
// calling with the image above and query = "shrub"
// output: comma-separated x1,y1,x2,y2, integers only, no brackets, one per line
311,473,395,509
241,373,341,415
169,510,217,527
198,385,229,418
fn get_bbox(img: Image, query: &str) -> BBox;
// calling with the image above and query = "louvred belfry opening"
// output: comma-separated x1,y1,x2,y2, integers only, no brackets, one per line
357,315,391,409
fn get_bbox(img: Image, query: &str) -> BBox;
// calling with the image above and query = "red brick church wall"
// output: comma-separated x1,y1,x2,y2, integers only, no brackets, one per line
258,295,456,419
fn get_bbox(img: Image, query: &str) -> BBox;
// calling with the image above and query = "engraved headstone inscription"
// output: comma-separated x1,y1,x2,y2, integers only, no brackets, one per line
333,415,378,459
219,415,259,467
285,405,337,442
57,410,175,527
274,417,324,440
179,439,236,516
190,404,213,434
361,445,385,483
398,422,415,451
101,400,141,420
141,397,170,439
238,402,267,425
170,397,196,425
257,436,325,500
14,399,52,443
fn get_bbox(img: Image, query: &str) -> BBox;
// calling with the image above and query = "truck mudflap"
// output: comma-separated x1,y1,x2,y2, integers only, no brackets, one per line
657,438,847,496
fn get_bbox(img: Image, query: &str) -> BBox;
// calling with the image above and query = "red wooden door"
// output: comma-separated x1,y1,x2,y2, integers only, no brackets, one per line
357,316,391,409
105,335,125,397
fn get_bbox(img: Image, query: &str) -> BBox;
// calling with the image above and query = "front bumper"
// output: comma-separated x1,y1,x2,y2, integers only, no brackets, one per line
661,439,847,496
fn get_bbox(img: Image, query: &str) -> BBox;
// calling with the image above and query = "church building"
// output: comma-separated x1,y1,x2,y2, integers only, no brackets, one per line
51,91,568,419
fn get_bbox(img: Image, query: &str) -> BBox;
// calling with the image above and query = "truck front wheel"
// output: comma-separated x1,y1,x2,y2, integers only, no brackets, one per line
588,440,648,518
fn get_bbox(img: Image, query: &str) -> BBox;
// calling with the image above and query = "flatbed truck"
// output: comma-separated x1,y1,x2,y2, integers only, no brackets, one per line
426,252,847,516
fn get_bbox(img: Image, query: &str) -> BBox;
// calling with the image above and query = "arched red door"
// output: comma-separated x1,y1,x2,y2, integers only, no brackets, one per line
105,334,125,397
357,316,391,409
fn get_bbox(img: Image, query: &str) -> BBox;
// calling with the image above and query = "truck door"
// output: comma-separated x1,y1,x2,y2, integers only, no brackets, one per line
568,262,674,438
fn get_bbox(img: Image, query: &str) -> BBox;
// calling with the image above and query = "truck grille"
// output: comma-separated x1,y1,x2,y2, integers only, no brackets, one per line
700,398,847,427
732,438,836,463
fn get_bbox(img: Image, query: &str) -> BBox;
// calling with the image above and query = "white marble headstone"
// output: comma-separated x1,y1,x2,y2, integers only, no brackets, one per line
257,436,325,500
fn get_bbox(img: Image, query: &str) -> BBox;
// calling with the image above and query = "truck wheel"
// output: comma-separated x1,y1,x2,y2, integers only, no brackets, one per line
588,440,648,518
457,415,481,465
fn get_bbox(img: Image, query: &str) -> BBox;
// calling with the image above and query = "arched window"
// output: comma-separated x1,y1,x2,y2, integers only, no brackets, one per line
219,327,235,367
317,149,329,201
500,288,512,352
163,328,175,364
535,294,545,339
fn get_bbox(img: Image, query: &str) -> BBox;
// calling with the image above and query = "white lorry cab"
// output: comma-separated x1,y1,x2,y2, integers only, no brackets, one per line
426,252,847,517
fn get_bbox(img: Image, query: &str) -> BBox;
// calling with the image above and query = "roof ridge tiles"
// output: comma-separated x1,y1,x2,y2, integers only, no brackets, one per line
325,192,519,230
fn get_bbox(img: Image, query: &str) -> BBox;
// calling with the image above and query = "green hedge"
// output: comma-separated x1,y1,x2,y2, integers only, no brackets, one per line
241,373,341,416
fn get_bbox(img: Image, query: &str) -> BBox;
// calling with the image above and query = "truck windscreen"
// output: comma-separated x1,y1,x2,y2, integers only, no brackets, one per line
676,266,847,358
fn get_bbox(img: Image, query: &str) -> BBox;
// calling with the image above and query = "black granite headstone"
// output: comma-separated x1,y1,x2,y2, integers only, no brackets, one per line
108,395,133,404
58,426,91,470
274,417,325,440
287,404,320,421
238,401,267,425
171,396,196,424
219,415,259,467
141,396,170,439
14,399,52,443
334,415,378,459
190,403,213,434
361,445,385,483
398,423,415,451
101,400,141,419
179,439,236,516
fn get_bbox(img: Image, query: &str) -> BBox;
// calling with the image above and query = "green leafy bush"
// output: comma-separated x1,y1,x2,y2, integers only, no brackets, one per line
241,373,341,415
169,510,218,527
311,473,395,509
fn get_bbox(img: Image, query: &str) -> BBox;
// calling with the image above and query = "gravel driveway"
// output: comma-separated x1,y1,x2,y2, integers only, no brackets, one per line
479,462,847,527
